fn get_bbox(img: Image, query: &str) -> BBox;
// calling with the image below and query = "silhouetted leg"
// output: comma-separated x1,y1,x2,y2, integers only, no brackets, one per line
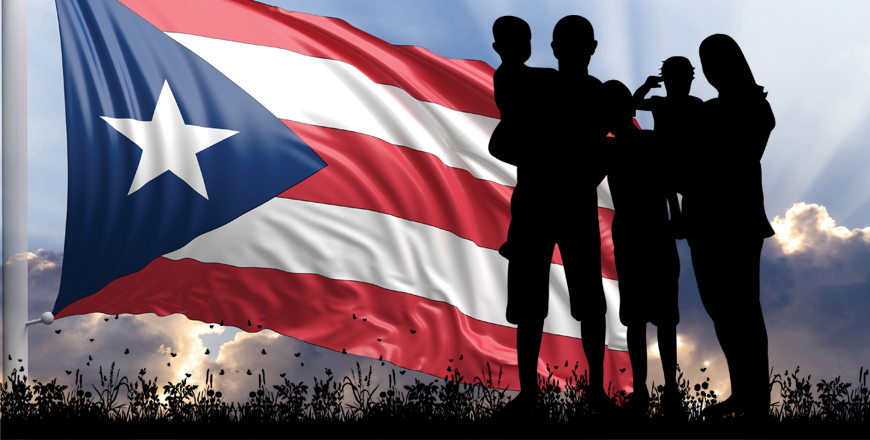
581,315,606,394
693,243,744,417
735,239,769,417
627,323,647,392
518,319,545,395
658,325,677,388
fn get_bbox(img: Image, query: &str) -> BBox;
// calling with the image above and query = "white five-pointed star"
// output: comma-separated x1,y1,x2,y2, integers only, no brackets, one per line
101,80,238,199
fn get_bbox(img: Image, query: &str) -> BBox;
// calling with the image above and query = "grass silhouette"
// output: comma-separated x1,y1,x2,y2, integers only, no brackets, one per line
2,360,868,438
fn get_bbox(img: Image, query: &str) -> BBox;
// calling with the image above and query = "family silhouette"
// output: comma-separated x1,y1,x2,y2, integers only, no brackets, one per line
489,15,775,421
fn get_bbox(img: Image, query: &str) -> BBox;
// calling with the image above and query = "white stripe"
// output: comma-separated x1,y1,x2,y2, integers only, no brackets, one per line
165,32,615,208
163,198,627,350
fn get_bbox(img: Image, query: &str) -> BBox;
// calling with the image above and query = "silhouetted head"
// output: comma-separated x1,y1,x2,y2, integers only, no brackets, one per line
660,56,694,97
699,34,767,98
601,80,635,136
492,16,532,64
551,15,597,70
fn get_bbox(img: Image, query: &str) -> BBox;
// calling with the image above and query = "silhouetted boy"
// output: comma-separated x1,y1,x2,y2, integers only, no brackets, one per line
488,16,558,260
634,56,704,211
602,79,683,418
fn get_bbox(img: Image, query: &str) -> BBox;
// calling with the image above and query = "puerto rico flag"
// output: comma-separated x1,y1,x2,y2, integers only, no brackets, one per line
53,0,630,392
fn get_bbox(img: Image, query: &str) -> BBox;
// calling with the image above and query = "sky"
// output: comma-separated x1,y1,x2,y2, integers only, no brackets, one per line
1,0,870,411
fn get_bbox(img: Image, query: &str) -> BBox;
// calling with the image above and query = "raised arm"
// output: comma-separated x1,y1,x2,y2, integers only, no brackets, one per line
633,76,663,111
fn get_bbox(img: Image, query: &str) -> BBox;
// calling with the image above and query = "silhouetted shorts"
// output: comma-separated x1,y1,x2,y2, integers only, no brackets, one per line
505,187,605,324
614,239,680,327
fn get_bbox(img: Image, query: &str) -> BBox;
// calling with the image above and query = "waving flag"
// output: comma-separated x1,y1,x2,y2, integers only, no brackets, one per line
53,0,630,392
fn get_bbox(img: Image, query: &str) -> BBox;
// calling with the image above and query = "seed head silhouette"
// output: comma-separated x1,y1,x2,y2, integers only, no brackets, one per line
261,349,267,355
280,373,286,378
171,353,177,357
185,373,191,378
55,329,61,334
66,370,72,375
294,353,301,357
205,349,210,355
124,348,130,354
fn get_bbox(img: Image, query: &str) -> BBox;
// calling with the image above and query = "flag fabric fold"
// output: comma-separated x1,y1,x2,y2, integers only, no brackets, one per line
54,0,630,393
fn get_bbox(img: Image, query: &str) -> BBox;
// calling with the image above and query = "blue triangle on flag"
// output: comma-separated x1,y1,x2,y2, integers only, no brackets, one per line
53,0,326,315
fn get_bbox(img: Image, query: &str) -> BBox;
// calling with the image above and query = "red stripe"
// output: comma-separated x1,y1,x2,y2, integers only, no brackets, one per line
279,121,618,280
119,0,499,118
54,257,632,393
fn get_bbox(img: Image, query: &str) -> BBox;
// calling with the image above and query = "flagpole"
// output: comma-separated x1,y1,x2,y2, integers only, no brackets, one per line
3,0,30,386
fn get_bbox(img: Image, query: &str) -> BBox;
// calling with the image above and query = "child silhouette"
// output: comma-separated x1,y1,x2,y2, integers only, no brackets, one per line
602,79,684,419
488,16,558,261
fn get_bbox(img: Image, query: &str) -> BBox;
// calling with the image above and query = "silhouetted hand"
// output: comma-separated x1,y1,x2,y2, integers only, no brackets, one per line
644,76,663,88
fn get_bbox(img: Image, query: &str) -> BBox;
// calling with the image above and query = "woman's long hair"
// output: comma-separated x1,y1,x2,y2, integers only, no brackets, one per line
699,34,767,98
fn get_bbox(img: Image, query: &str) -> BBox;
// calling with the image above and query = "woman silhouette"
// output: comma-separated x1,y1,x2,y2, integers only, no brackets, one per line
682,34,775,420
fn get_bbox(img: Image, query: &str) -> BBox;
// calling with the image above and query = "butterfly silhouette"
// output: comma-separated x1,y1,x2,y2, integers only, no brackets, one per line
185,373,191,378
400,371,405,375
66,370,72,375
363,318,367,321
171,353,177,357
377,339,382,342
209,325,214,329
55,329,61,334
701,368,707,372
295,353,301,357
280,373,286,378
90,339,94,342
449,359,453,362
104,318,109,321
258,325,262,329
620,368,626,373
410,330,416,334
